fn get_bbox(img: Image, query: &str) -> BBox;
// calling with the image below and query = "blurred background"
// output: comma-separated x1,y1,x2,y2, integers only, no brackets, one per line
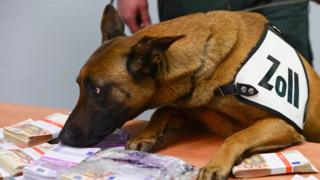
0,0,319,120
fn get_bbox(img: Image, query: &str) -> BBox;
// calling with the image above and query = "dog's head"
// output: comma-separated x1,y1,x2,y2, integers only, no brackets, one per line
59,5,185,147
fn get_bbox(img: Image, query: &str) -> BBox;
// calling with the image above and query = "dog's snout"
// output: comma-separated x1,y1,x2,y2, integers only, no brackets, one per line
64,128,78,140
59,126,85,146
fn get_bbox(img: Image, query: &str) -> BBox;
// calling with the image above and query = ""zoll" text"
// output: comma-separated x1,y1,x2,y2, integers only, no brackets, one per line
258,55,299,109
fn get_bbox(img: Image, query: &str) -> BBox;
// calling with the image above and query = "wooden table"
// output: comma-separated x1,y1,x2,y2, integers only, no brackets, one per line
0,102,319,179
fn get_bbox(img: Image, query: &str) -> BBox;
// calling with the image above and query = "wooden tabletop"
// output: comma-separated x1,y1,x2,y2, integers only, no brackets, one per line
0,102,68,127
0,102,319,179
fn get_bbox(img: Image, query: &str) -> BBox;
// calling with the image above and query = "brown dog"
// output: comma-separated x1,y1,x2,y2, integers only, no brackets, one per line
59,4,320,180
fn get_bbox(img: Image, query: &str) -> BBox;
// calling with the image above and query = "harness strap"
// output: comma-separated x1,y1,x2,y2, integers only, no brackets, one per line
214,83,259,96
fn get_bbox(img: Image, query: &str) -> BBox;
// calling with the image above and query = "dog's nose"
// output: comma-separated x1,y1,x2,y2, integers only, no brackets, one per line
64,128,77,140
59,126,83,146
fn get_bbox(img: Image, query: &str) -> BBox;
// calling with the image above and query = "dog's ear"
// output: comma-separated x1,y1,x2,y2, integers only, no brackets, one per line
127,35,185,80
100,4,125,43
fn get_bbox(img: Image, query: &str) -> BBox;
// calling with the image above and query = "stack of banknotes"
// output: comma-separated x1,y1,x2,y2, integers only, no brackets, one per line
22,129,129,180
0,129,19,150
94,129,129,149
59,148,199,180
0,129,20,179
0,117,131,180
232,150,319,178
0,143,53,176
3,113,69,147
23,144,101,180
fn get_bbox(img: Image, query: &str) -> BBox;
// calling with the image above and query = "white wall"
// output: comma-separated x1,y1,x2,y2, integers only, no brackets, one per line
0,0,107,108
0,0,319,120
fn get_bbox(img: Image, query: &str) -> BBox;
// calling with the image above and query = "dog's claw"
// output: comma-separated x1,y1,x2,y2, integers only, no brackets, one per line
126,136,157,152
196,165,228,180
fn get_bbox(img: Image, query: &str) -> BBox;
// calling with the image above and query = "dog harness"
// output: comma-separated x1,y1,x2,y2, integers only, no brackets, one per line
214,25,309,131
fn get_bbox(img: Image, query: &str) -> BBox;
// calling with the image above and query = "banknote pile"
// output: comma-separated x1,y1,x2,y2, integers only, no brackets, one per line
94,129,129,149
232,150,319,178
23,144,100,180
59,148,199,180
0,143,53,176
0,121,130,180
3,113,69,147
0,129,20,179
22,129,129,180
0,129,19,150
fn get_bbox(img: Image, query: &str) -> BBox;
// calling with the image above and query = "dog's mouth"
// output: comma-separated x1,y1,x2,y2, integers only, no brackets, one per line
58,110,142,147
59,128,115,147
58,98,148,147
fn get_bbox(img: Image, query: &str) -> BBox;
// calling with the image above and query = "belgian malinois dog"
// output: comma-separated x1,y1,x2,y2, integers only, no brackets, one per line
59,4,320,180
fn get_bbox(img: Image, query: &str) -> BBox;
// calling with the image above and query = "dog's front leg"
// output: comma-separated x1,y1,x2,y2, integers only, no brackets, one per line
127,106,187,152
197,118,304,180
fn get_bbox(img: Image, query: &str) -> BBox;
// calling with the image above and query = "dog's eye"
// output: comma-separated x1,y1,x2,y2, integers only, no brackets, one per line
89,86,101,95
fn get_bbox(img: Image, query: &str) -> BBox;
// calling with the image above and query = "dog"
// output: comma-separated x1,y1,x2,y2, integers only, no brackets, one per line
58,4,320,180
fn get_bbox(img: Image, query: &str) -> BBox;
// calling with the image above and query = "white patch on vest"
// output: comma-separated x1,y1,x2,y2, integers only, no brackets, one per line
235,28,308,130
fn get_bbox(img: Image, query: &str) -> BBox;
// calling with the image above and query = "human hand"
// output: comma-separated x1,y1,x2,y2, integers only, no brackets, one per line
117,0,151,33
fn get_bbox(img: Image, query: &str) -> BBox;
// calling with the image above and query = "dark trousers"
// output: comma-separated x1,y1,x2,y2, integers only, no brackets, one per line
158,0,313,64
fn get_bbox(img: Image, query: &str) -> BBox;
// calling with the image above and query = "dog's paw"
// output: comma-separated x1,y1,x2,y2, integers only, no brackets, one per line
196,164,229,180
126,135,157,152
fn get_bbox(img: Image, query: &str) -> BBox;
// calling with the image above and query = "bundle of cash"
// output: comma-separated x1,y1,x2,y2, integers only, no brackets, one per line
0,129,19,150
0,128,19,179
94,129,129,149
23,144,100,180
3,113,68,147
60,148,198,180
0,143,53,176
232,150,319,178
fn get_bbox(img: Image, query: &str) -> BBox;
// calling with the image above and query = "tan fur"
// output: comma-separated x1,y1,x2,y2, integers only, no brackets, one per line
73,7,320,180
